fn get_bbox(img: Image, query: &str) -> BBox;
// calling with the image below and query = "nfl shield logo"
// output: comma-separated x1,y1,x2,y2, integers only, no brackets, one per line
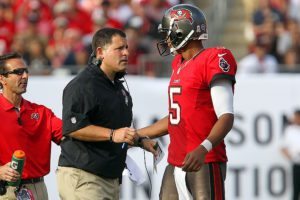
71,117,77,124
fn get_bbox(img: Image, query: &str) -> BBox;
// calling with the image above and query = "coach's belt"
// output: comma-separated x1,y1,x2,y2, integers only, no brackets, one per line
21,177,44,184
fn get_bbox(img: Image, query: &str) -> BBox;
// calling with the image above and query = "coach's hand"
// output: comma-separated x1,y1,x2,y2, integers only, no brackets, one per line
0,162,20,182
182,145,208,172
113,127,137,145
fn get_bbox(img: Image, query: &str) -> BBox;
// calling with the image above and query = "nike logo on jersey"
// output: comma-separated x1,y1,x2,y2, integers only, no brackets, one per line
173,79,180,83
218,53,227,57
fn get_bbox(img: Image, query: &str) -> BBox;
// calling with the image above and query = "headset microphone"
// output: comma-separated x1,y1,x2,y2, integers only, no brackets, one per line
88,51,102,67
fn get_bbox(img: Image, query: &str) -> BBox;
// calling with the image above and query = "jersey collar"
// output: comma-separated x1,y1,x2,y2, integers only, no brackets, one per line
0,94,33,111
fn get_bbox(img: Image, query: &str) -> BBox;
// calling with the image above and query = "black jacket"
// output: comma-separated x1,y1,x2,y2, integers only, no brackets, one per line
58,63,133,179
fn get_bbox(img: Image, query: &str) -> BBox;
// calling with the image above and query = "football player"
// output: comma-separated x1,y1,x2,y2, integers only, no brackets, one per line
138,4,237,200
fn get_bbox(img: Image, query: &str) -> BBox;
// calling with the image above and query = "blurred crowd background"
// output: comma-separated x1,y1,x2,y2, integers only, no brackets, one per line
0,0,300,76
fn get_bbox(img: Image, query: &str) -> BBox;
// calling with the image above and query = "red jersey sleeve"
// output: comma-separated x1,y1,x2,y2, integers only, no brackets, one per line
206,47,237,86
49,110,63,145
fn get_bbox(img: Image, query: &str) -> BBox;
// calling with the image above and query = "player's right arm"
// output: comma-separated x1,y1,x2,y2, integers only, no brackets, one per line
137,116,169,139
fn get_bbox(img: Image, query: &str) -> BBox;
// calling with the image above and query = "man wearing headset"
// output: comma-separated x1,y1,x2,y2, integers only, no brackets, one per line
56,28,157,200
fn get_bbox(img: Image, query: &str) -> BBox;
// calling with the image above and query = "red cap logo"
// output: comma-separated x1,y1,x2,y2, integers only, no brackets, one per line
170,9,193,24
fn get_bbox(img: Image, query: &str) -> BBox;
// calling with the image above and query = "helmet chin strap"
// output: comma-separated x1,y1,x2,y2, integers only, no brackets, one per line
170,30,194,54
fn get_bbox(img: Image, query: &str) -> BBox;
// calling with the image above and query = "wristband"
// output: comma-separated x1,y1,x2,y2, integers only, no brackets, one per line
109,129,114,142
201,139,212,152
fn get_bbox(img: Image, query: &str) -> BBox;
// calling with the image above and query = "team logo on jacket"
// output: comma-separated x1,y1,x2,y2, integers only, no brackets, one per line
121,89,129,106
219,57,230,72
31,113,39,120
170,9,193,23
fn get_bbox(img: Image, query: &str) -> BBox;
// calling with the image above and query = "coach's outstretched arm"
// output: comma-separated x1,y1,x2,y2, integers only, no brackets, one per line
69,125,137,145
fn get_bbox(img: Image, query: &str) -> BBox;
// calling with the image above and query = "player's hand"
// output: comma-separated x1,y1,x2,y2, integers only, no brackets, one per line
113,127,137,145
182,145,208,172
0,162,20,182
142,139,159,157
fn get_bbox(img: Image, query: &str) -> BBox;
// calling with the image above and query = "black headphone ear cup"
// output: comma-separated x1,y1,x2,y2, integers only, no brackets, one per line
96,60,101,66
93,58,101,66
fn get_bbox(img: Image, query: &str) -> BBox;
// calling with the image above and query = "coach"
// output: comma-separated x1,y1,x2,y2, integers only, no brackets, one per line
56,28,150,200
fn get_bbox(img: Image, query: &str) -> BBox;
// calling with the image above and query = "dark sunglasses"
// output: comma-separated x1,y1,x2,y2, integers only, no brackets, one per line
2,68,29,76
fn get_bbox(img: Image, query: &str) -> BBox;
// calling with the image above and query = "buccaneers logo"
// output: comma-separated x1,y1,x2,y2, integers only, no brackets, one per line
31,113,40,120
219,57,230,72
170,9,193,24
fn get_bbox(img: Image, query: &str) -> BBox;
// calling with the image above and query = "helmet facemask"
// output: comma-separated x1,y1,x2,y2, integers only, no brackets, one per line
157,18,194,56
157,24,172,56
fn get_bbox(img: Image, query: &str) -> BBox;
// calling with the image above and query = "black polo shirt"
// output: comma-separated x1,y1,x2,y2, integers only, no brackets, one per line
58,63,133,179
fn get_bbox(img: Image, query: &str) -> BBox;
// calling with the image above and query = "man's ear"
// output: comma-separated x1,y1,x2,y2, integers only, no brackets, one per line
0,75,5,88
95,47,104,60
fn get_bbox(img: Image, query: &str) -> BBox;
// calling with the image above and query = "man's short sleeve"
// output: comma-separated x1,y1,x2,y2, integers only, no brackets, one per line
62,84,95,135
206,48,237,87
49,111,63,144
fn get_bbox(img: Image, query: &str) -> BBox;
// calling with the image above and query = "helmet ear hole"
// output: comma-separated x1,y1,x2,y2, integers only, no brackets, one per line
176,31,183,38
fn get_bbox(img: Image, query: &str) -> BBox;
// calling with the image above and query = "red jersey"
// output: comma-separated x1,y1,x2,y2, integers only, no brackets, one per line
0,95,62,179
167,47,237,166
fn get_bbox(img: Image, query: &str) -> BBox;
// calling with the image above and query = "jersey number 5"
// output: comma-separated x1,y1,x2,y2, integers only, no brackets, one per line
169,87,182,125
